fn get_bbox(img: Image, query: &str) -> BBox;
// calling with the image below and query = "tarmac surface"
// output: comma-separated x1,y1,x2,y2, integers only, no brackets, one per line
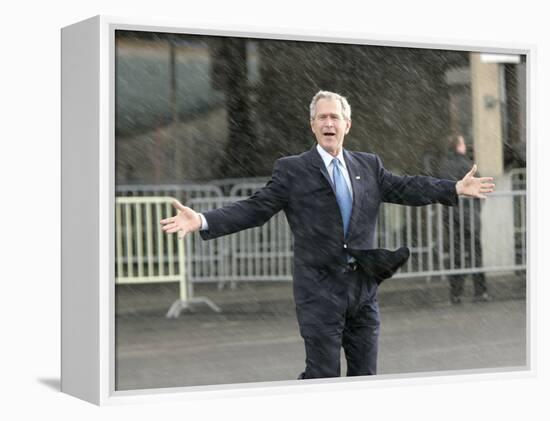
115,272,527,391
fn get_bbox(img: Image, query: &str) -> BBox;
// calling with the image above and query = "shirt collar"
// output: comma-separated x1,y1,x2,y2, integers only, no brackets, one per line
316,144,346,170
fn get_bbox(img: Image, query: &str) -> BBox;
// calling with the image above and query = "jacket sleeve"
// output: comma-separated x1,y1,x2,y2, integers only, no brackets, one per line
200,159,290,240
376,155,458,206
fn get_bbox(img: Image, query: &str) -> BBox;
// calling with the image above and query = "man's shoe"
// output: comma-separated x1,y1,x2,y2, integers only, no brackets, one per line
450,296,462,305
348,247,411,285
473,292,492,302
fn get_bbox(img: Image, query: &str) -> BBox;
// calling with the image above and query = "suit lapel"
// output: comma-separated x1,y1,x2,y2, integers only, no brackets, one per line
307,145,336,195
343,150,365,233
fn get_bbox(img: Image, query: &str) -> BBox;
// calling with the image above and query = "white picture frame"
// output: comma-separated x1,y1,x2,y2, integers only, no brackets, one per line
61,15,533,405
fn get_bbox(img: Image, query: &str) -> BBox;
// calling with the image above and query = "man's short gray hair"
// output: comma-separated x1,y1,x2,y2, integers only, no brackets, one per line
309,90,352,121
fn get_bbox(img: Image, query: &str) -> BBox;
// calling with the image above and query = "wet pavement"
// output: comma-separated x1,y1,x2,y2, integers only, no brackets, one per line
115,273,527,391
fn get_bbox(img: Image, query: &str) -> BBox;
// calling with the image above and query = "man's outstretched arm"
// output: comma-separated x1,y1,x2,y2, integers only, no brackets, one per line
377,155,495,206
160,158,290,240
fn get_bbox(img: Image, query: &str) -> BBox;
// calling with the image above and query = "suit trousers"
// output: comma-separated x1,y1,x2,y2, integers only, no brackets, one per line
295,265,380,378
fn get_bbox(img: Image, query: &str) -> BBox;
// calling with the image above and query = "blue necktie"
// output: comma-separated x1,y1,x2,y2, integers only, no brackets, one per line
332,158,353,238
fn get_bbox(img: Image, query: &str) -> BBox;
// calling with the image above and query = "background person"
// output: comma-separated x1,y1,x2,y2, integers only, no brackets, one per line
439,133,491,304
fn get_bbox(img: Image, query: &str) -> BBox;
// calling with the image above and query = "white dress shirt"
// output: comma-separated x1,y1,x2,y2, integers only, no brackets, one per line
315,144,354,198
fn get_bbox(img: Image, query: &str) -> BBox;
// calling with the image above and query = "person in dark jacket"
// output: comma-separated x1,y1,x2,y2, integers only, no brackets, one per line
161,92,495,378
439,133,491,304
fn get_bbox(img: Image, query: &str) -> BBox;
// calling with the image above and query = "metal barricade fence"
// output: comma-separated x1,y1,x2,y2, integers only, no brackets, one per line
211,177,269,196
186,190,526,283
114,187,526,315
185,197,293,283
116,183,224,201
115,196,183,284
510,168,526,191
509,169,527,268
115,196,220,317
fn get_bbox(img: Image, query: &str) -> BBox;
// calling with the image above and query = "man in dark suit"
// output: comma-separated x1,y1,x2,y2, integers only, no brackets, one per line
160,91,495,379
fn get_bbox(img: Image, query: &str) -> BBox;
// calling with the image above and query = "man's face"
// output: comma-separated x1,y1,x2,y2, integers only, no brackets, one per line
456,136,467,155
310,98,351,156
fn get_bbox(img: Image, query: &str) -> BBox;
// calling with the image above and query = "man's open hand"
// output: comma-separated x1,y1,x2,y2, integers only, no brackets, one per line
160,200,202,239
455,164,496,199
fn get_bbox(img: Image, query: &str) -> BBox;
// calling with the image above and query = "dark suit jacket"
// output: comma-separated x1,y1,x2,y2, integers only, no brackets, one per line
201,146,458,301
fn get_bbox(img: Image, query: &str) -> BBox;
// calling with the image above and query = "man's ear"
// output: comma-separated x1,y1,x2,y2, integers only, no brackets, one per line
345,119,352,134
